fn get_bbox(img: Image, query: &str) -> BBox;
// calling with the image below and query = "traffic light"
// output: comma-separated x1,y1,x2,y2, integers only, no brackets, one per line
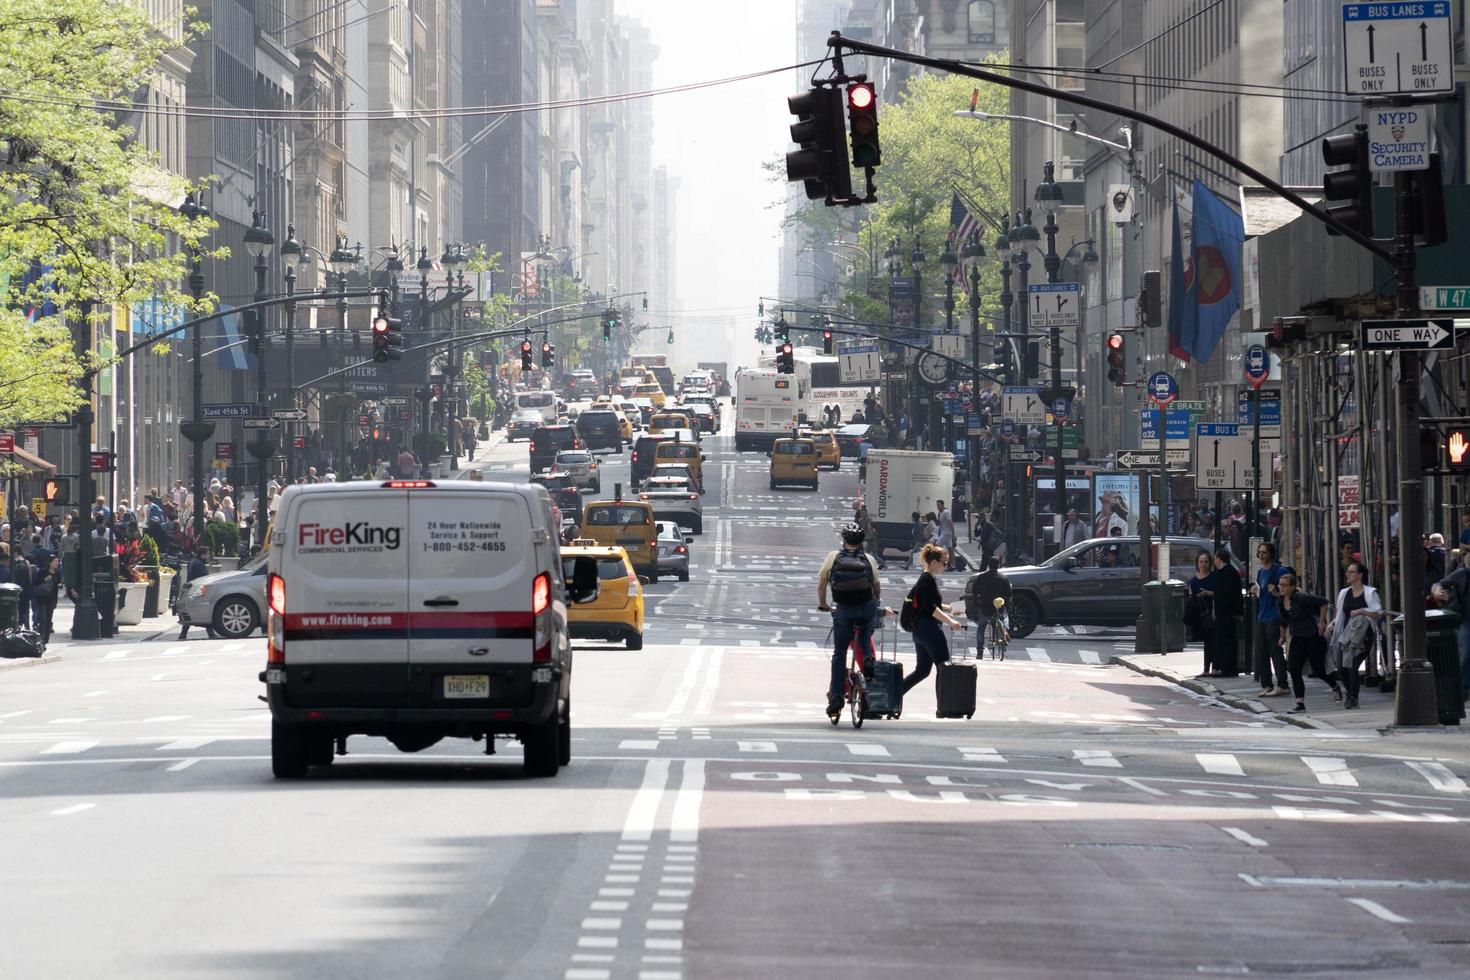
602,307,617,341
1447,428,1470,470
1322,124,1374,237
992,338,1009,380
1407,152,1448,247
777,342,794,374
1421,427,1442,471
44,477,69,505
822,329,834,355
784,86,850,203
371,315,403,362
1105,333,1126,385
520,339,533,371
776,317,789,344
541,341,555,368
845,82,880,169
1139,270,1162,329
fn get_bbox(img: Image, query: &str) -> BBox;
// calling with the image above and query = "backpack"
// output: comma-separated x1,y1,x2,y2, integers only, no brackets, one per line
899,583,919,632
981,522,1003,553
829,549,876,605
963,574,985,622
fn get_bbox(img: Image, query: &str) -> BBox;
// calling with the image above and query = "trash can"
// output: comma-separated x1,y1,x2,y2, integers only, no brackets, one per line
0,582,21,631
1163,579,1189,652
1411,610,1465,725
1140,580,1167,653
93,573,117,638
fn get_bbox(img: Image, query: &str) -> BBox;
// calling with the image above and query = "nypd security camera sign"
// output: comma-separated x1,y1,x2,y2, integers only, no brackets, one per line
1367,106,1430,172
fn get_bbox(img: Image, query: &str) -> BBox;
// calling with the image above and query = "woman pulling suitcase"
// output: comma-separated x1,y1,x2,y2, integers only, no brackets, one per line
900,544,967,713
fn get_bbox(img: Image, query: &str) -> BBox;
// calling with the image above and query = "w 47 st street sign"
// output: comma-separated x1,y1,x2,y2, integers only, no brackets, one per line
1359,318,1456,350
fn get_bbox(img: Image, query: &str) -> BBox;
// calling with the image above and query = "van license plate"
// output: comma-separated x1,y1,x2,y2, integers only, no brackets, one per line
443,675,490,699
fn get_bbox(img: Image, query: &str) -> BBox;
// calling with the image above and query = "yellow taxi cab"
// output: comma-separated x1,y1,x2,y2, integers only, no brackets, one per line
580,496,660,582
653,439,705,492
612,409,635,442
634,382,667,409
770,438,819,490
647,412,687,433
561,540,644,650
799,429,841,471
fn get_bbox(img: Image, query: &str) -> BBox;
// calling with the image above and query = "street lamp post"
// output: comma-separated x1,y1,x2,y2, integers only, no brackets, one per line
416,246,433,466
1037,163,1069,549
1009,208,1040,556
328,236,361,476
910,236,926,448
177,193,214,541
962,229,986,526
939,235,958,457
442,243,466,470
243,210,275,552
994,219,1016,561
280,227,302,488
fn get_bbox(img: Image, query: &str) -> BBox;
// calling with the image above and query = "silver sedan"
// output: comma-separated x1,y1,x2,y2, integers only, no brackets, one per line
655,521,693,582
176,558,268,639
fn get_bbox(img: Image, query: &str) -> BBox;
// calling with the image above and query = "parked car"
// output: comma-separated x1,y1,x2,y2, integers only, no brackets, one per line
655,520,693,582
177,557,267,639
998,535,1230,639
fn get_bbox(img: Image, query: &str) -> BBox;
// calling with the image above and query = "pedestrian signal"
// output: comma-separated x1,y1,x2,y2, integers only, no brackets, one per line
1448,429,1470,470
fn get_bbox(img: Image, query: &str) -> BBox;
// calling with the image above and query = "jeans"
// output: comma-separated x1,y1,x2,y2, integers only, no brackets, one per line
1254,619,1288,688
901,619,950,697
830,600,878,701
1457,619,1470,701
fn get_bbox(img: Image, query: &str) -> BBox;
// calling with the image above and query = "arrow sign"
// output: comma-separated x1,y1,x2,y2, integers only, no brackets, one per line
1360,318,1455,350
242,419,279,430
271,409,309,421
1117,451,1161,469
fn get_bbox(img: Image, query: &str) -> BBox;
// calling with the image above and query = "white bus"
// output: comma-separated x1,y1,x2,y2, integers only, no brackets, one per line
756,347,871,429
514,388,558,424
734,368,801,451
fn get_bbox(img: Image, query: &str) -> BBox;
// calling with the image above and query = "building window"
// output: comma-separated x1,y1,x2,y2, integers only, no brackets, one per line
967,1,995,44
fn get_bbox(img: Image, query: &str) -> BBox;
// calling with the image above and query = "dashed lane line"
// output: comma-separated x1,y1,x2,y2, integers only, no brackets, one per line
1024,647,1052,663
1222,826,1268,847
1346,898,1411,924
1406,761,1468,793
1303,756,1358,787
1074,749,1122,768
1197,753,1246,776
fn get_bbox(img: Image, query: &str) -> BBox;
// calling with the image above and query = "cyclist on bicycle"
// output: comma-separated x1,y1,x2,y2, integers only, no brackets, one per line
963,557,1013,654
817,522,882,720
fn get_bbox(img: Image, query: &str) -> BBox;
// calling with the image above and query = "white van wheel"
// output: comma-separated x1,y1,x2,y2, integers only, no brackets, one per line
271,721,308,778
523,718,560,777
558,705,571,767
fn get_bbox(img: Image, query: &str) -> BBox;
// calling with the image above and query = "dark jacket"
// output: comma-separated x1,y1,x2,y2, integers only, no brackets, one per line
187,556,209,582
1212,562,1244,617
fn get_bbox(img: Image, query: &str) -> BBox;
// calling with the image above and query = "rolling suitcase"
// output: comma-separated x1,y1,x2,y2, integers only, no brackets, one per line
935,626,976,719
864,618,903,720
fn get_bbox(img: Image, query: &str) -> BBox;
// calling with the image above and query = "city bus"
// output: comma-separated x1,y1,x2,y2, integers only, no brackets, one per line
756,347,870,429
735,367,801,451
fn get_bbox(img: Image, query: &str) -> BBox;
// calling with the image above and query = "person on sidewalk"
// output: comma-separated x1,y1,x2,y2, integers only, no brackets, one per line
1333,561,1384,710
32,554,62,646
1277,574,1342,713
899,544,965,707
1430,554,1470,706
177,547,219,641
1060,508,1088,550
1251,542,1292,697
1187,551,1218,677
906,511,927,570
1209,548,1243,676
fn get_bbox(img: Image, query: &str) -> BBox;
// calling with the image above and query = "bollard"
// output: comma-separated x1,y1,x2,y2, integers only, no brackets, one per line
0,582,21,631
93,573,117,638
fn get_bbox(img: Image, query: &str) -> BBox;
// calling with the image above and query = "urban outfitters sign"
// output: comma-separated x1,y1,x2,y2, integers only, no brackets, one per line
1367,107,1429,172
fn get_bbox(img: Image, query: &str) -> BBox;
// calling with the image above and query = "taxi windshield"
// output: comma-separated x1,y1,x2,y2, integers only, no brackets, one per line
587,505,650,526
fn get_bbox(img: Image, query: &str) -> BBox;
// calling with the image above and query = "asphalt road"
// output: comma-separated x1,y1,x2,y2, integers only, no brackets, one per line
3,410,1469,979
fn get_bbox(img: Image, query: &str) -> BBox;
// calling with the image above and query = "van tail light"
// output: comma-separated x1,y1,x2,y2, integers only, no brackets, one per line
266,573,286,665
384,480,435,489
532,571,552,662
627,570,639,598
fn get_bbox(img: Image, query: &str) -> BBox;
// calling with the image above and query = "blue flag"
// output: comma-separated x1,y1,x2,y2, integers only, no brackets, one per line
1183,179,1243,363
1166,199,1193,362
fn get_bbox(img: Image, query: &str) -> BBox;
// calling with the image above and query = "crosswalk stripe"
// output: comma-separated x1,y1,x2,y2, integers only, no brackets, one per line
41,740,98,755
1405,761,1468,793
101,650,130,660
1197,753,1245,776
959,746,1007,763
1024,647,1052,663
1077,649,1101,664
158,738,213,752
1074,749,1122,768
1303,757,1358,786
846,743,889,757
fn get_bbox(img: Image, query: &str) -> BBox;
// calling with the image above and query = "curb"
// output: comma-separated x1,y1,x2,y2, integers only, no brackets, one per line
0,655,62,671
1109,653,1328,730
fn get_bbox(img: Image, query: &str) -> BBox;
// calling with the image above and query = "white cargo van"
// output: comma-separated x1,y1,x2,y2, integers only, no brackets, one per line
261,479,598,778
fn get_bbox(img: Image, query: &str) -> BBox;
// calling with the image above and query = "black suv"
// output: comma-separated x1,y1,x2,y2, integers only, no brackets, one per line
575,409,624,452
530,425,581,473
630,433,674,489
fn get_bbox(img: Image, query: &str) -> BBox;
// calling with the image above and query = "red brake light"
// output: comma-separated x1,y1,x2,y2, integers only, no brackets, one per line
532,572,551,616
675,546,687,554
267,573,286,616
384,480,435,488
688,494,699,500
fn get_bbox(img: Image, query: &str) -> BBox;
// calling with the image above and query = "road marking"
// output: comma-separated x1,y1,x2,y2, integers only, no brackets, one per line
565,968,611,979
1024,647,1052,663
738,640,759,647
1222,827,1268,847
580,918,621,930
101,650,130,660
50,803,96,816
1074,749,1121,768
41,740,98,755
590,901,629,912
571,954,614,963
1346,898,1411,924
646,938,682,951
658,889,691,898
83,691,109,698
50,718,91,724
679,638,702,647
1197,753,1245,776
651,902,688,913
638,971,680,980
167,758,201,772
142,715,193,724
959,747,1007,763
600,888,635,897
694,648,721,715
0,710,33,719
737,740,777,753
1077,649,1101,664
646,919,683,931
670,759,705,843
847,743,889,757
1120,778,1168,797
159,738,214,752
1406,761,1467,793
663,648,705,718
622,758,671,842
605,875,640,884
1303,757,1358,787
150,673,169,681
158,645,188,656
620,740,661,750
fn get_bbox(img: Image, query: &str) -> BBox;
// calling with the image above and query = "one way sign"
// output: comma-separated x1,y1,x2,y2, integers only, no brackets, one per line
1027,282,1081,328
1360,318,1456,351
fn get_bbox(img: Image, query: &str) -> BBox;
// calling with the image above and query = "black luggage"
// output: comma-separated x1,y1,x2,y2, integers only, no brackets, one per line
936,627,976,719
862,617,903,719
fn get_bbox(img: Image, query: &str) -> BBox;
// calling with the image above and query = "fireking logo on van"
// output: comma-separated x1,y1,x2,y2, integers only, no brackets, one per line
297,521,402,553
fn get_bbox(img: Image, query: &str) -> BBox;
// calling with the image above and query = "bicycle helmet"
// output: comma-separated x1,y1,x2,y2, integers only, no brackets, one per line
840,521,866,546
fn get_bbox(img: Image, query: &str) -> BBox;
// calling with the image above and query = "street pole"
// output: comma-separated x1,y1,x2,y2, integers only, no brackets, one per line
941,236,957,457
280,228,302,488
967,233,982,523
245,210,274,551
70,301,99,639
1013,210,1035,555
998,230,1015,561
417,247,432,466
1250,386,1261,544
1040,168,1067,552
179,194,213,537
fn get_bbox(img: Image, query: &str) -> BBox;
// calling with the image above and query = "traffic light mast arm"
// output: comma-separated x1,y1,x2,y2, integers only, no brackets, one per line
820,323,1002,382
825,32,1393,262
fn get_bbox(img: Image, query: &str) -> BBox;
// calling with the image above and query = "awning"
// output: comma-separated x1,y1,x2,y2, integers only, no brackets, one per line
8,445,56,475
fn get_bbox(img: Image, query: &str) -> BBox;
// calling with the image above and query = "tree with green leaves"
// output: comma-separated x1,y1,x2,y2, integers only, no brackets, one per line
0,0,216,436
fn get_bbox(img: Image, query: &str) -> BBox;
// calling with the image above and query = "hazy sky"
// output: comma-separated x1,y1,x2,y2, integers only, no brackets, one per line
614,0,800,363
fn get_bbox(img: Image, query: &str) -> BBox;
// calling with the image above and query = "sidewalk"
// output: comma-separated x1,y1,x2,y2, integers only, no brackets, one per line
450,427,509,479
1112,646,1465,733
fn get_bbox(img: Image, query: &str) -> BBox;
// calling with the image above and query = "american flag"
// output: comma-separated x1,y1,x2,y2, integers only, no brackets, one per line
949,192,980,283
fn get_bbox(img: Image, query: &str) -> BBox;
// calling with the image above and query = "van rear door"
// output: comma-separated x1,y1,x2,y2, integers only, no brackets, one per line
406,489,542,706
281,490,410,707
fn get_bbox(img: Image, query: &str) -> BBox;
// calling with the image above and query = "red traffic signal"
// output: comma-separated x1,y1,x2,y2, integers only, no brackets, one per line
371,315,402,362
845,82,880,169
1105,333,1126,385
847,84,874,111
822,329,834,355
519,339,533,371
